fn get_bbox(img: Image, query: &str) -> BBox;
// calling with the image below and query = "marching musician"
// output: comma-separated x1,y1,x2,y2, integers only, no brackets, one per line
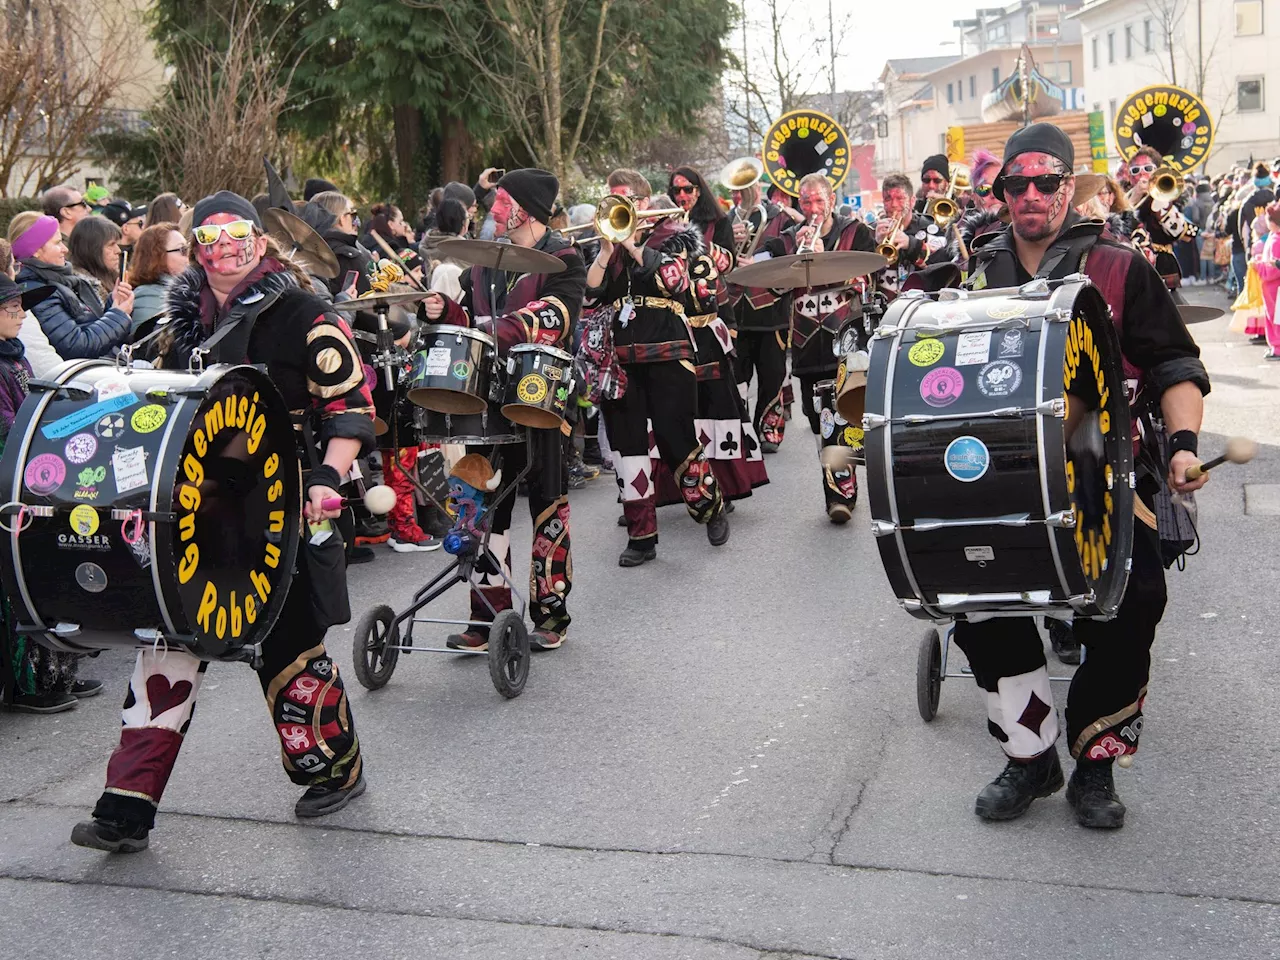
952,124,1209,830
1126,146,1195,289
584,169,730,567
73,192,375,853
771,172,875,522
422,169,585,652
873,173,937,296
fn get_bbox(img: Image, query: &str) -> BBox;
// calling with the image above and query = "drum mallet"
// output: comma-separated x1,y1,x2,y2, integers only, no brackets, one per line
1183,436,1258,481
321,484,396,515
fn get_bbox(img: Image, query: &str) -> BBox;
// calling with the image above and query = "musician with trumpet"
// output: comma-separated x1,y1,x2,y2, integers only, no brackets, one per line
1126,146,1195,289
583,169,731,567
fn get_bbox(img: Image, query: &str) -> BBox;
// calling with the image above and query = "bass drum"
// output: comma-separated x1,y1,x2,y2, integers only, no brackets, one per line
864,278,1134,622
0,361,301,660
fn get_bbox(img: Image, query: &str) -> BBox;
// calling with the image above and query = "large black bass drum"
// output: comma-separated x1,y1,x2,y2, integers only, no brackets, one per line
0,360,301,660
864,277,1134,621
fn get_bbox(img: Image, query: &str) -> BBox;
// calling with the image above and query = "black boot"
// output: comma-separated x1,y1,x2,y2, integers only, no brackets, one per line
1047,618,1081,665
618,545,656,567
706,506,730,546
1066,758,1127,829
974,747,1064,821
71,818,150,853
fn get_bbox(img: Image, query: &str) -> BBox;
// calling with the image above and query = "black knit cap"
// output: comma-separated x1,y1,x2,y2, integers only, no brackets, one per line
304,178,339,201
921,154,950,181
993,122,1076,200
498,168,559,225
100,200,134,227
191,190,262,232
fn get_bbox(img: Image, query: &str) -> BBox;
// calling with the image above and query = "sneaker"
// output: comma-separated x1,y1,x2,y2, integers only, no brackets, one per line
619,545,656,567
974,748,1064,821
1048,619,1081,665
446,630,488,652
1066,759,1126,829
706,507,730,546
388,531,442,553
68,678,103,699
295,774,366,818
567,471,586,490
70,818,150,853
599,459,616,474
530,628,564,651
346,545,376,564
8,691,77,714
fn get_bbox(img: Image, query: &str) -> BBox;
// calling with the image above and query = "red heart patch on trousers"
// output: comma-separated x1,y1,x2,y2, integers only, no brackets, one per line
145,674,193,720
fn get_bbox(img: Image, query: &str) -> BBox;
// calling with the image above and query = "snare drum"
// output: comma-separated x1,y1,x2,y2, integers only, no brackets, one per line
864,278,1134,622
0,360,301,660
406,324,496,415
501,343,575,429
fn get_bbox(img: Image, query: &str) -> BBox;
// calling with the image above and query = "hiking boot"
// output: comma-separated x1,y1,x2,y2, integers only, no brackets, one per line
706,507,730,546
974,748,1064,821
346,544,376,564
388,530,442,553
761,441,779,454
619,545,657,567
530,628,564,651
69,678,103,699
8,691,77,714
71,818,149,853
295,774,366,819
446,630,488,652
1066,759,1127,829
1048,618,1081,665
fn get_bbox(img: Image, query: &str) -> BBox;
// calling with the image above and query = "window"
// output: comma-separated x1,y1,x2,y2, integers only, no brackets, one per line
1238,77,1265,111
1236,0,1263,35
1125,24,1134,58
1091,36,1098,68
992,66,1001,87
946,82,954,104
1044,60,1073,85
970,75,976,98
1108,98,1117,132
1107,30,1115,63
958,80,963,102
1144,18,1153,51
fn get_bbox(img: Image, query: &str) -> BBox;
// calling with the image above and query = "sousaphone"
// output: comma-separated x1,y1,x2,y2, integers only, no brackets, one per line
1113,84,1215,175
761,109,851,198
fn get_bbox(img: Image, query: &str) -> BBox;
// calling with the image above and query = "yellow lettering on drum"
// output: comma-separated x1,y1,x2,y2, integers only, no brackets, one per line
251,569,272,602
247,413,266,454
230,591,243,638
178,483,200,512
204,403,224,439
197,580,217,632
268,510,284,533
264,453,279,478
264,543,281,569
245,594,257,624
237,396,249,429
179,513,195,542
194,429,207,458
267,479,283,502
178,543,199,583
183,454,204,485
1099,410,1111,434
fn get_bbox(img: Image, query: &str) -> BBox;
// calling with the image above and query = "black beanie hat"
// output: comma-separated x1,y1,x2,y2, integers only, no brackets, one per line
191,191,262,232
993,123,1076,200
921,154,950,182
304,178,339,201
100,200,135,227
497,168,558,225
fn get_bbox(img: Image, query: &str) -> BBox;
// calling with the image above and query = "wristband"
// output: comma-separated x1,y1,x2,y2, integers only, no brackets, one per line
306,464,343,494
1168,429,1198,457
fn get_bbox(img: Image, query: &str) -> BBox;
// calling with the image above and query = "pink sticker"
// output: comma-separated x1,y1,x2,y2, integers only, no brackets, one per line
920,366,965,407
24,453,66,495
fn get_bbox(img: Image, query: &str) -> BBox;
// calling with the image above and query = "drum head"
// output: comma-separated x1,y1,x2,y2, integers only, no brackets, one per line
408,386,488,415
501,403,564,430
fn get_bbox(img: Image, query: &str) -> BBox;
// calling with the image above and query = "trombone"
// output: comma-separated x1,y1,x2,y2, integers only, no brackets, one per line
924,195,960,228
563,194,685,243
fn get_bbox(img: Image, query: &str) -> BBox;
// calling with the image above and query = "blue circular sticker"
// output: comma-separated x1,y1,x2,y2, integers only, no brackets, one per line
944,435,990,483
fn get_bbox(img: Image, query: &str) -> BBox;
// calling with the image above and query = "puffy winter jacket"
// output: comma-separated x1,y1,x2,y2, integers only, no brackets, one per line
15,259,131,360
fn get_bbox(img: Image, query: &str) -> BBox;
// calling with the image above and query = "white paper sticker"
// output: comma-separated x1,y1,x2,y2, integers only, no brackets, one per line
618,302,635,329
113,446,149,494
964,545,995,562
95,376,134,401
955,331,992,366
425,347,452,376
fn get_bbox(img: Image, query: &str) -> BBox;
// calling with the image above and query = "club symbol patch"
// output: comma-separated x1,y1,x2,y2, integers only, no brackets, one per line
24,453,66,495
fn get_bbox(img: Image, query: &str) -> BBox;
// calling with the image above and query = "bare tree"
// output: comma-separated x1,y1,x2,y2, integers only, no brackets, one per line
0,0,137,196
148,0,306,200
1144,0,1185,86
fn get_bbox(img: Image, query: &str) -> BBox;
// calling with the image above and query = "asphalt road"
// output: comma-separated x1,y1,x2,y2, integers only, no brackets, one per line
2,284,1278,959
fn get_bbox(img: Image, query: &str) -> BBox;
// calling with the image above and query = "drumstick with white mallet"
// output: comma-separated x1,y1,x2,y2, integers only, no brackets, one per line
1183,436,1258,481
321,484,397,515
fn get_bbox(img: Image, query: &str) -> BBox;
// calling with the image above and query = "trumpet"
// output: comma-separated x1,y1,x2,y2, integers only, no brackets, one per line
795,212,823,255
1132,165,1185,208
563,194,685,243
875,215,903,267
925,195,960,228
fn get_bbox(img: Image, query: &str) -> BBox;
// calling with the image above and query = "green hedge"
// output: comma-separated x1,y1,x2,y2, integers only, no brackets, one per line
0,197,43,238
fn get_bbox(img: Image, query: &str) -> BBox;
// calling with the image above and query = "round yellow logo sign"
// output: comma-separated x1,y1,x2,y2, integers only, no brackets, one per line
516,374,548,404
908,338,945,367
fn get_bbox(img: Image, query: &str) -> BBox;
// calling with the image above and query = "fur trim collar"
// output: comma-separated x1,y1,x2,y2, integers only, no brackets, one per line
651,219,705,256
160,261,298,365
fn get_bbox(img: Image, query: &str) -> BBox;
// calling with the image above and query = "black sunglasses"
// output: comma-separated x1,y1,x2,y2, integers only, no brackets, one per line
999,174,1066,197
671,185,696,195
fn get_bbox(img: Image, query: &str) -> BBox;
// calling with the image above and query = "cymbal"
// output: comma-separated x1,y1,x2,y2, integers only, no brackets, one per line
435,238,566,274
263,208,340,280
328,290,432,311
1072,173,1105,207
1177,304,1225,324
725,251,889,290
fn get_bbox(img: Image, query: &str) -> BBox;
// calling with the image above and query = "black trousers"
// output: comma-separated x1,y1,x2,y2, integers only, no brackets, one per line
954,518,1166,759
733,328,789,440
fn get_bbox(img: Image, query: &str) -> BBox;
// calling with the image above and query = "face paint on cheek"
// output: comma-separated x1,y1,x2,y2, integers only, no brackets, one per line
234,238,256,267
506,205,528,232
1045,184,1068,223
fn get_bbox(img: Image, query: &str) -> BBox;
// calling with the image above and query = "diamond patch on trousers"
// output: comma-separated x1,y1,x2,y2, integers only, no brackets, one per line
1017,692,1052,735
631,472,650,497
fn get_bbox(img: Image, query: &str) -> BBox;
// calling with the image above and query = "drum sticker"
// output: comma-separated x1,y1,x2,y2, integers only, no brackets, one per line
41,392,138,440
127,535,153,570
425,347,452,376
976,360,1023,398
908,337,945,367
835,360,847,391
23,453,65,495
834,408,847,426
94,376,133,401
997,329,1025,358
920,366,965,407
74,561,108,594
954,331,992,366
987,303,1029,321
64,432,97,465
964,546,995,562
843,426,864,449
945,436,990,483
935,305,969,327
112,446,149,494
820,408,835,439
130,404,167,434
451,359,472,380
95,413,126,440
554,385,570,407
69,504,99,537
73,465,106,502
517,374,548,404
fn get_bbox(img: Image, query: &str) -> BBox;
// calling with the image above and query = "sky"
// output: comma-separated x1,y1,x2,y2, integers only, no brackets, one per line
737,0,965,91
